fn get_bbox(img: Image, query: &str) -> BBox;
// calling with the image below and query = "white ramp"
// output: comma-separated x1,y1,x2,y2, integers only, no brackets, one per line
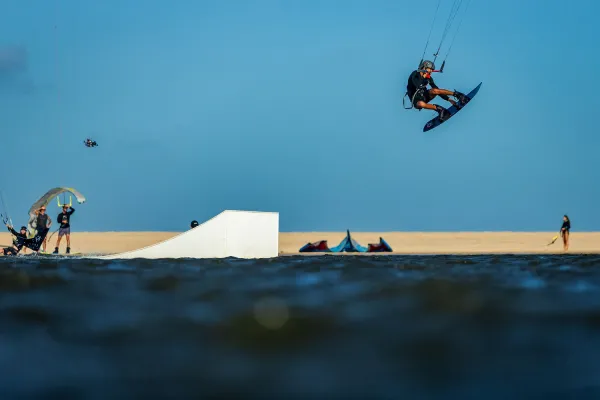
94,210,279,260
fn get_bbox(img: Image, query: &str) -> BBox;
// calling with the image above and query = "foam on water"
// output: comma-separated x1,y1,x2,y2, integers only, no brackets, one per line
1,254,600,399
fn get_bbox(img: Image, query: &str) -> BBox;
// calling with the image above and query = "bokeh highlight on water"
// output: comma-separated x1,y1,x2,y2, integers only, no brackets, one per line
2,254,600,399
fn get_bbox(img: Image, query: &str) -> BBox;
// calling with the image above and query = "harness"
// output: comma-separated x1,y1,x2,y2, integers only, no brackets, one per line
403,88,424,110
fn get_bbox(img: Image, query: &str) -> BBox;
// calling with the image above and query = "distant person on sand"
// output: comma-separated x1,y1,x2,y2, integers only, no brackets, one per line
561,215,570,251
33,206,51,252
53,204,75,254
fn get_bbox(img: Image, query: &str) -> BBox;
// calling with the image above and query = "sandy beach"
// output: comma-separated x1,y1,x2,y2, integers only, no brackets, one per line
0,231,598,256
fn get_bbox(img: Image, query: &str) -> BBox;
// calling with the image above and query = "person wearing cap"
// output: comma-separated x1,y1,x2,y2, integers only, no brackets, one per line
406,59,469,121
53,204,75,254
33,206,52,252
2,225,28,256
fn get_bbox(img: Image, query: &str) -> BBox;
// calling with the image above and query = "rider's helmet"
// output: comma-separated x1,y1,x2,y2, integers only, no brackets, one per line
419,60,435,71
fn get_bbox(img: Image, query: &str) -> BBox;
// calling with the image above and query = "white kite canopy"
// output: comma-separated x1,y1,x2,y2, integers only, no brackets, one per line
28,187,86,216
27,187,86,234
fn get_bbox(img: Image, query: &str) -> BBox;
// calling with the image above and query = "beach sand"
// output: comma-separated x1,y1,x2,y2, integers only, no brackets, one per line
279,232,600,255
0,231,598,256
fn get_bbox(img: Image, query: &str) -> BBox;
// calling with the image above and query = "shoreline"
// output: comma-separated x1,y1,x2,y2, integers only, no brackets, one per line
0,231,595,256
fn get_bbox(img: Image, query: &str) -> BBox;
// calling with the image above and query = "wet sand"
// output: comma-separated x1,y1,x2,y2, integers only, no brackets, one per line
0,231,597,255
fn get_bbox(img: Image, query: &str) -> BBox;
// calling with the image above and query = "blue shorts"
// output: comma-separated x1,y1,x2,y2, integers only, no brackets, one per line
58,227,70,237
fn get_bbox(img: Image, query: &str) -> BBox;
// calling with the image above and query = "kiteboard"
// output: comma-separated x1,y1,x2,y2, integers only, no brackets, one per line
423,82,482,132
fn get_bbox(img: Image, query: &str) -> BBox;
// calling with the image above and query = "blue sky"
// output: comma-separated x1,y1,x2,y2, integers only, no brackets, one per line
0,0,598,232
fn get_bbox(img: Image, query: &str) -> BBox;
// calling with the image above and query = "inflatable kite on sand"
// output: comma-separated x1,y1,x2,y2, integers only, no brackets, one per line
299,230,392,253
27,187,86,238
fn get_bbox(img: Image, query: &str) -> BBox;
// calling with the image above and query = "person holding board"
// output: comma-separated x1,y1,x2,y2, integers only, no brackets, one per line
31,206,52,253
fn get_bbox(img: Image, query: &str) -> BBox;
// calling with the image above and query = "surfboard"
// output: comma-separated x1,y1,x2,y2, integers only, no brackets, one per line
423,82,482,132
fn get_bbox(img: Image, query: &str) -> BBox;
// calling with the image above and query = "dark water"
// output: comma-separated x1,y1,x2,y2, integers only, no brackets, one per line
2,254,600,399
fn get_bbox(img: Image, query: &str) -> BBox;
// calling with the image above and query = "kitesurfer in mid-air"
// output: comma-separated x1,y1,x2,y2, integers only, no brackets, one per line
84,138,98,148
407,60,470,121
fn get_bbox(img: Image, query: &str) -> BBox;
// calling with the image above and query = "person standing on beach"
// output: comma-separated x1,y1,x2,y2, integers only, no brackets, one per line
561,215,570,251
33,206,52,252
53,204,75,254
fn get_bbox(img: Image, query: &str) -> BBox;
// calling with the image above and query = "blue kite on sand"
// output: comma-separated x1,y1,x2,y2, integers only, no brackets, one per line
299,230,392,253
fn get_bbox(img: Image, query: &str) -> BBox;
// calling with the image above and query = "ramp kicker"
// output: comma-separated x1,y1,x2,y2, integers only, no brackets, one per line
93,210,279,260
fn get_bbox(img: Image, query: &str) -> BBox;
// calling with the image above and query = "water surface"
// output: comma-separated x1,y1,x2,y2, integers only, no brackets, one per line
1,254,600,399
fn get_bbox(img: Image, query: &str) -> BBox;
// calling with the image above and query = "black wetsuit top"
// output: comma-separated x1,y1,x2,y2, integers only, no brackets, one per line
406,70,450,100
36,214,49,232
561,220,570,233
57,207,75,229
7,227,27,251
